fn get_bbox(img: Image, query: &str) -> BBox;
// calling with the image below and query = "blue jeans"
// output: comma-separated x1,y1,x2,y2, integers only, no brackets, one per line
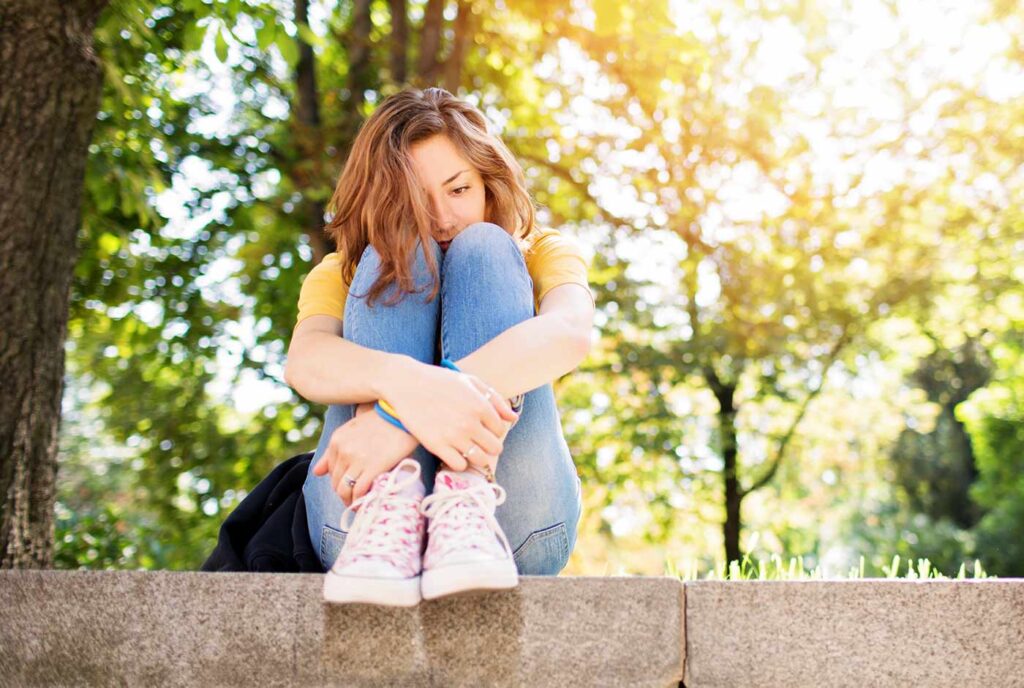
302,222,583,575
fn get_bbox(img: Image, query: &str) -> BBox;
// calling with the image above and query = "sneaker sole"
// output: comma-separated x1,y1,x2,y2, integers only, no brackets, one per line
421,559,519,600
323,573,422,607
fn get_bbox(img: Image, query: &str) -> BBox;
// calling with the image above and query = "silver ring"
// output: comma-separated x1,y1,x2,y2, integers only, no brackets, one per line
462,446,479,460
343,474,357,488
484,390,494,401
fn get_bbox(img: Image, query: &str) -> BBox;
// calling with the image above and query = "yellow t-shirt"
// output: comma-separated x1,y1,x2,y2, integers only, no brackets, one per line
295,227,593,327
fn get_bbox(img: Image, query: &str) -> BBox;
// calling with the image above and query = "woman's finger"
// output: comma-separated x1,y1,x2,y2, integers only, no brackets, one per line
330,455,349,498
468,378,517,437
467,422,504,457
330,461,343,499
479,381,519,422
436,444,469,472
351,469,375,504
460,442,498,471
315,443,335,477
338,466,359,507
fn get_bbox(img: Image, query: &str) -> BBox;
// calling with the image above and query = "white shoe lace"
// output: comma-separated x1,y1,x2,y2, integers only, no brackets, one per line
336,459,423,569
420,481,513,560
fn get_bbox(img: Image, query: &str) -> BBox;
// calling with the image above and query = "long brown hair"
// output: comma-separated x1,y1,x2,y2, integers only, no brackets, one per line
324,87,538,308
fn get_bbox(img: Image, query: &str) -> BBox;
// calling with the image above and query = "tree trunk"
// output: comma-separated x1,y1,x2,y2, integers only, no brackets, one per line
715,382,743,566
0,0,108,568
388,0,408,84
293,0,329,262
348,0,372,114
442,0,471,94
416,0,444,85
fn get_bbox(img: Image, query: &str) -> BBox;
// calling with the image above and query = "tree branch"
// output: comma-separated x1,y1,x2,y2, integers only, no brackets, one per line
740,323,851,498
513,149,638,230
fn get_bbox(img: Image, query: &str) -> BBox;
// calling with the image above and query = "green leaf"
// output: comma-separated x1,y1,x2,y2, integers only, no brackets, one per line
182,19,208,54
96,183,116,213
276,31,299,67
215,25,229,64
256,21,276,51
98,233,120,256
296,23,323,48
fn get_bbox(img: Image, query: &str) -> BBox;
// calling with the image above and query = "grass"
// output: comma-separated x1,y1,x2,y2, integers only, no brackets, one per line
664,553,992,581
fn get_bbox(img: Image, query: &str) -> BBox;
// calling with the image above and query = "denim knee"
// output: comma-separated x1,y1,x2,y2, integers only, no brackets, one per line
446,221,519,259
350,237,443,304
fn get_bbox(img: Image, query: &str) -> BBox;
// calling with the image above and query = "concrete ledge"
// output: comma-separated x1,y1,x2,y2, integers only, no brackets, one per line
7,572,1021,686
684,580,1024,687
0,571,684,688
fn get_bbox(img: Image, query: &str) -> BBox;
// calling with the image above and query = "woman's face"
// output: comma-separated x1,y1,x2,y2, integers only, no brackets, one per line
408,134,487,252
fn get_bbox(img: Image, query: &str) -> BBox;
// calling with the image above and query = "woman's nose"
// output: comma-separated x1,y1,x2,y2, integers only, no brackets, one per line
435,204,456,231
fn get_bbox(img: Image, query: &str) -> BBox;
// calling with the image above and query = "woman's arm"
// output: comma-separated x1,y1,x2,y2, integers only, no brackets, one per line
453,283,595,400
288,315,518,477
284,315,414,406
284,281,594,406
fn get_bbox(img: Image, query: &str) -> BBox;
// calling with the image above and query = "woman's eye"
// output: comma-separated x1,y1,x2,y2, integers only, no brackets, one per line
452,186,470,195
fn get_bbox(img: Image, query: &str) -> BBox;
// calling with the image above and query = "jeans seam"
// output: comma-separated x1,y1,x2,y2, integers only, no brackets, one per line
320,523,345,565
440,264,449,362
512,521,568,561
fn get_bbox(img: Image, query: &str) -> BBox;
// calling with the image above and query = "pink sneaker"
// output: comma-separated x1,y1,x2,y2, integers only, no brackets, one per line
419,469,518,600
322,459,426,606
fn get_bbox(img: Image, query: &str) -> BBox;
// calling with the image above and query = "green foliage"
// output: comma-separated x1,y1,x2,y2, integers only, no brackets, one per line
55,0,1024,576
65,0,314,569
962,336,1024,575
666,552,991,581
61,0,608,569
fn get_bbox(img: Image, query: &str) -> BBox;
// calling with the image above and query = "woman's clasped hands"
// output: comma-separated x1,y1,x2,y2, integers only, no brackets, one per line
312,359,519,507
383,361,519,472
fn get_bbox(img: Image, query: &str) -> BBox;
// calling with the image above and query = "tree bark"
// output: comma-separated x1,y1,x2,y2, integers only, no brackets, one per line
442,0,471,94
388,0,408,84
415,0,444,85
347,0,372,114
0,0,108,568
706,372,742,566
293,0,329,262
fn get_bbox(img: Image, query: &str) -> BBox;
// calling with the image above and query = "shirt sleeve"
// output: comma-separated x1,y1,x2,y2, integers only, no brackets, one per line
296,252,348,326
526,230,595,311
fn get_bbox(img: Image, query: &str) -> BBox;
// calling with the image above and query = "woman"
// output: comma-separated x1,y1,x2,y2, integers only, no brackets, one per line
285,87,594,606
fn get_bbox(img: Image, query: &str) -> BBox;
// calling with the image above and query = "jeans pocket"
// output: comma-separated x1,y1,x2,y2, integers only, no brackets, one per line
512,521,570,576
320,524,347,569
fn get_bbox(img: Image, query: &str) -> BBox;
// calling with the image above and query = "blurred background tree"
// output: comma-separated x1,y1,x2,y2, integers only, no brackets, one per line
38,0,1023,574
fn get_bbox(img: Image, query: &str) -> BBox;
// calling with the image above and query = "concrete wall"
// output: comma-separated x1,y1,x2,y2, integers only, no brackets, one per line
0,571,683,688
2,571,1023,686
684,579,1024,687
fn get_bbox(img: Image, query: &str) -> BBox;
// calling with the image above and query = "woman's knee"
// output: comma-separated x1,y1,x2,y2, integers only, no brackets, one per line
352,238,442,293
344,239,442,358
446,222,519,261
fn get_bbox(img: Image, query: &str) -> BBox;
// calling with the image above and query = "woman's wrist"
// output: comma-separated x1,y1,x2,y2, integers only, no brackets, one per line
375,353,424,402
374,357,460,434
374,401,410,433
366,401,420,451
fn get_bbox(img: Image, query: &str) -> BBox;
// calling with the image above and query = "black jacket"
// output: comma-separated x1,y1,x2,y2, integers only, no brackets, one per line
201,450,326,573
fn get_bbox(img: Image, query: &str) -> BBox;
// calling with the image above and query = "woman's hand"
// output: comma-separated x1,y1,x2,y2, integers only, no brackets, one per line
311,402,419,507
381,360,519,473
